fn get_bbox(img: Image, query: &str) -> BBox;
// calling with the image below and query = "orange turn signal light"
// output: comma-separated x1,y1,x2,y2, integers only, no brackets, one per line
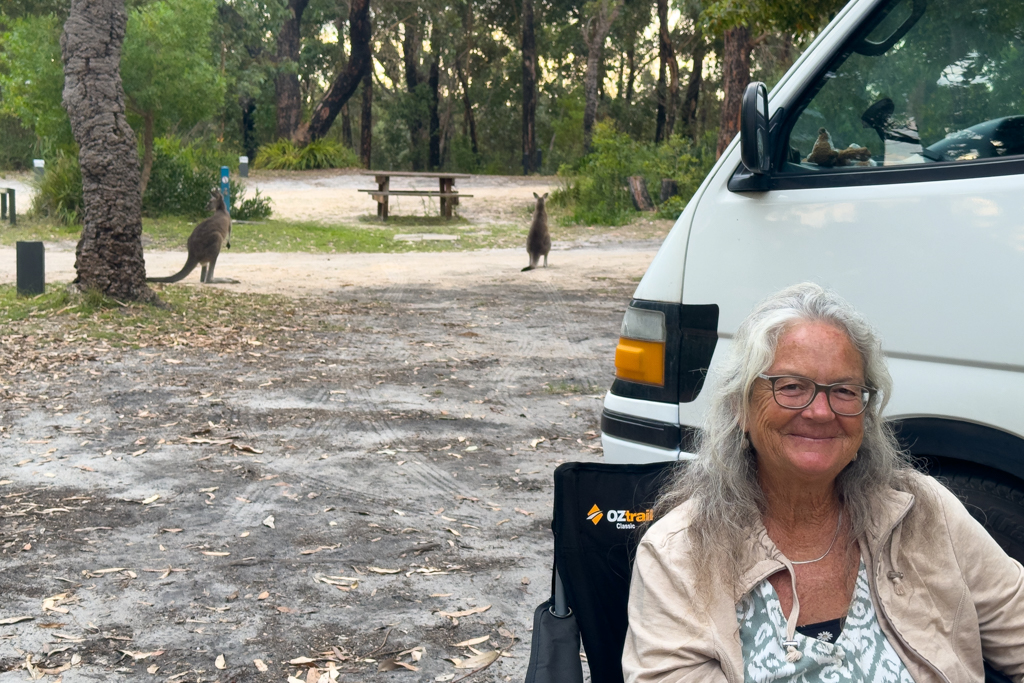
614,338,665,386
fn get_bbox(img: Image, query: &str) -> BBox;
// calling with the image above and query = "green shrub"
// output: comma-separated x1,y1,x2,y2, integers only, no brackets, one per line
144,137,223,217
29,137,267,222
556,124,715,225
253,138,359,170
144,136,260,218
231,186,273,221
30,150,84,225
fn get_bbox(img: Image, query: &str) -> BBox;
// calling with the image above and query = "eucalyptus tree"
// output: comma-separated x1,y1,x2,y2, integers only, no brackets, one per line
581,0,622,152
294,0,371,143
704,0,845,157
275,0,311,139
121,0,225,194
61,0,153,301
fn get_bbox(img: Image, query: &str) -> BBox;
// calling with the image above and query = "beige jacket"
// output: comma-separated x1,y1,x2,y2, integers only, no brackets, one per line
622,473,1024,683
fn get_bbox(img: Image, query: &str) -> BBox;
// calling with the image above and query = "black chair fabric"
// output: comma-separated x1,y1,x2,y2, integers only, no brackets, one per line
528,460,1013,683
523,598,585,683
551,461,677,683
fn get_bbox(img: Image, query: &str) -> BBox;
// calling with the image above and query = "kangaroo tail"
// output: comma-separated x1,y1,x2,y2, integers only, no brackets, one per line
147,255,198,283
521,265,535,272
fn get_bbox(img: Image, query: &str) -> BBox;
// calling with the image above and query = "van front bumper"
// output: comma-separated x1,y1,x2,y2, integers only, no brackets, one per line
600,407,698,464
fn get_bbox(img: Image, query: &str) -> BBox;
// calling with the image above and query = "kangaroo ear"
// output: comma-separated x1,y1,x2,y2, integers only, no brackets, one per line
533,192,539,199
542,193,548,200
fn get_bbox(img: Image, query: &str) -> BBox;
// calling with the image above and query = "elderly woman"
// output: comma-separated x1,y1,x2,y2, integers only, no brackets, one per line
622,283,1024,682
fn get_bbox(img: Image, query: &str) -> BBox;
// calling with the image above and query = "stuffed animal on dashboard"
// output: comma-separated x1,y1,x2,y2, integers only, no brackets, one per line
804,127,873,167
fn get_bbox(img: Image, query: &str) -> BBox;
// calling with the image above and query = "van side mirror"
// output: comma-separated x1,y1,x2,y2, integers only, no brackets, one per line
740,82,770,175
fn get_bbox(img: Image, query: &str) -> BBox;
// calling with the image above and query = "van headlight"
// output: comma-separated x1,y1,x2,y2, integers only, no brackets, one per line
615,308,666,386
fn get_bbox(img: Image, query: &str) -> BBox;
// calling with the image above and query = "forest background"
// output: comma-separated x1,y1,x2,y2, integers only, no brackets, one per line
0,0,846,224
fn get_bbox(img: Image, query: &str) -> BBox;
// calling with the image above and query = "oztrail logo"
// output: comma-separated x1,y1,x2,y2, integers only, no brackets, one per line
587,504,652,529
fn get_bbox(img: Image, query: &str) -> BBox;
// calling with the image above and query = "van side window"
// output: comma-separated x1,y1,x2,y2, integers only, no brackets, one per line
782,0,1024,173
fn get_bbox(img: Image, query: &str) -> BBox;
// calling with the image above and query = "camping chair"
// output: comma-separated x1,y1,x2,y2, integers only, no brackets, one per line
524,461,1014,683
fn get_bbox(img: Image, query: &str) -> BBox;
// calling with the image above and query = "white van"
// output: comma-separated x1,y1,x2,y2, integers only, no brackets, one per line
601,0,1024,560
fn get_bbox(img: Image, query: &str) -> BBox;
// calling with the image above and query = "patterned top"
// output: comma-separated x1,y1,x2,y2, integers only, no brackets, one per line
735,562,915,682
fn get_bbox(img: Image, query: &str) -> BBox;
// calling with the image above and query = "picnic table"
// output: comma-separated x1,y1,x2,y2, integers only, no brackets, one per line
358,171,472,221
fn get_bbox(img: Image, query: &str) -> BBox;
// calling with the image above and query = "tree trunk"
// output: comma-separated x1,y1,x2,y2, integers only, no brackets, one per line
139,110,154,195
664,36,679,138
716,25,752,158
778,33,795,72
455,62,479,156
655,58,666,141
403,21,426,170
275,0,310,140
582,0,621,154
655,0,679,142
428,57,441,169
295,0,371,144
61,0,152,302
681,24,704,142
338,23,353,149
521,0,537,174
240,95,258,162
360,67,372,168
341,103,353,147
458,1,479,156
625,43,636,103
628,176,654,211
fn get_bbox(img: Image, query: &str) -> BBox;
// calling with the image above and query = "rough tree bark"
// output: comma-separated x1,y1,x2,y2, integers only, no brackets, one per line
139,109,155,194
428,57,441,169
581,0,622,153
680,23,704,142
275,0,310,140
360,67,372,168
294,0,371,144
521,0,537,174
61,0,153,302
716,25,752,158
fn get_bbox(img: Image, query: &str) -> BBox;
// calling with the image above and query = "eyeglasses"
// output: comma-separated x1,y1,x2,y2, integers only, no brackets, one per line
757,374,876,417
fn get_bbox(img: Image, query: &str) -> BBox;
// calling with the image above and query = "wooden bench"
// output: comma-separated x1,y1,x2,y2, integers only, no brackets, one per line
360,171,472,221
0,187,16,225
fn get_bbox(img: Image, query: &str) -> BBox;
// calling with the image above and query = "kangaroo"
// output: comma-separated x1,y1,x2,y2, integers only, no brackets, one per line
521,192,550,272
147,188,237,284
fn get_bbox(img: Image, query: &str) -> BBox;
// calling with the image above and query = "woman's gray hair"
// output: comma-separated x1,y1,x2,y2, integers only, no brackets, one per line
655,282,916,590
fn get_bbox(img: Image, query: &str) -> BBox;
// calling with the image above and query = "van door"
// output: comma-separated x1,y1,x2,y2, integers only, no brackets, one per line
685,0,1024,427
683,0,1024,559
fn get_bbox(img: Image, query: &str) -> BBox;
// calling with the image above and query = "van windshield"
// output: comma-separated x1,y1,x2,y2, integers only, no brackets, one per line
782,0,1024,172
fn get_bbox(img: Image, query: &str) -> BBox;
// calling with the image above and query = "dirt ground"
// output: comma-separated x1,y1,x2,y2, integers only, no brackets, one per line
0,173,663,683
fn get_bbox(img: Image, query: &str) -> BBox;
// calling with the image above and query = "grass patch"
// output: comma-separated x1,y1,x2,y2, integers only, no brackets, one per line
1,211,671,254
0,282,299,348
145,217,530,253
0,215,83,245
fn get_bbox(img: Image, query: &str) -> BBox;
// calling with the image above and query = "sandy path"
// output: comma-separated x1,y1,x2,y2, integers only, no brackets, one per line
0,245,656,297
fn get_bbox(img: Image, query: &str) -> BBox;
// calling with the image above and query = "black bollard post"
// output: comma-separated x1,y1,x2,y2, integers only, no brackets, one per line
16,241,45,296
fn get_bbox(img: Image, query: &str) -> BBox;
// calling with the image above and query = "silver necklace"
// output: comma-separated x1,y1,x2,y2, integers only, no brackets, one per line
790,509,843,565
